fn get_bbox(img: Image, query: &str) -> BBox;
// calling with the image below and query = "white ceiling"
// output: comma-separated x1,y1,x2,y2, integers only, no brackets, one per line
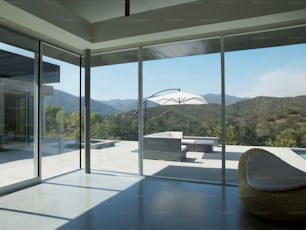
57,0,197,23
1,0,306,54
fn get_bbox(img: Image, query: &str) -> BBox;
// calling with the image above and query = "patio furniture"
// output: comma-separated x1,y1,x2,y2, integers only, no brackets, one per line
182,136,218,152
238,148,306,223
143,131,187,161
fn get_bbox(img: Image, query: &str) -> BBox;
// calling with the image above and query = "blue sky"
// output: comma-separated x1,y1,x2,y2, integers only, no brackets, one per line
225,44,306,98
2,42,306,101
89,43,306,100
91,53,221,100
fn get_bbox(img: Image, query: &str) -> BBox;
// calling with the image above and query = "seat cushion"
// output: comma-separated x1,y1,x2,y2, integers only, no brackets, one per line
246,152,306,191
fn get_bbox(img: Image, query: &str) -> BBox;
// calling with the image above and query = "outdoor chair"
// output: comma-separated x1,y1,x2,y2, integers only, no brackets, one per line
238,148,306,223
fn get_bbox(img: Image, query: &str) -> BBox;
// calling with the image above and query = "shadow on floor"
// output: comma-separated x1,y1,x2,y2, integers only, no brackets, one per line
202,151,243,161
57,175,305,230
153,165,238,184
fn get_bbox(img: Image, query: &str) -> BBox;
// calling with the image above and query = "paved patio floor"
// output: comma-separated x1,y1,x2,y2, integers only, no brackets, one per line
1,140,304,188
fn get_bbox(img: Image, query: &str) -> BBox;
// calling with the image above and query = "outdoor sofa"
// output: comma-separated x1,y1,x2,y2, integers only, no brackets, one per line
143,131,187,161
182,136,218,152
238,148,306,223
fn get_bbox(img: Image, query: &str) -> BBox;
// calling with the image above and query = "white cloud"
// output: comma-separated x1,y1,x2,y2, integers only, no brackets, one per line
239,68,306,98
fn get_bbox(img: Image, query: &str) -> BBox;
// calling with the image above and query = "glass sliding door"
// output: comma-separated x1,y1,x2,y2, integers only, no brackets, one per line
90,49,139,174
142,38,222,183
0,40,37,187
41,43,81,179
80,65,85,169
224,26,306,184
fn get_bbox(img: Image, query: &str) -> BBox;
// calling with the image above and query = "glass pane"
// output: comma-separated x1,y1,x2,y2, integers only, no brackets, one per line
0,42,36,186
90,50,139,174
41,44,80,179
225,27,306,184
143,38,222,183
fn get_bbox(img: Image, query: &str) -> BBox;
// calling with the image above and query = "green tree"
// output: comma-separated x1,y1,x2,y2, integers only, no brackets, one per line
65,111,83,139
207,123,221,143
91,112,103,124
227,123,238,145
265,128,297,147
272,128,297,147
295,126,306,147
45,105,62,135
55,109,64,129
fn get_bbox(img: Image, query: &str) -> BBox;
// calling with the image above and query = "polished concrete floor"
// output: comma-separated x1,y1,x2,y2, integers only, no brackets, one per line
0,170,305,230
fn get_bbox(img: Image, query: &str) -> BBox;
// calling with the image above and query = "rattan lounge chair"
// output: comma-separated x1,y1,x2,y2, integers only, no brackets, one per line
238,148,306,223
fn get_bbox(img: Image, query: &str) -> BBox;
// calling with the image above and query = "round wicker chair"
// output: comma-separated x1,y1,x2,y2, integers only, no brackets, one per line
238,148,306,223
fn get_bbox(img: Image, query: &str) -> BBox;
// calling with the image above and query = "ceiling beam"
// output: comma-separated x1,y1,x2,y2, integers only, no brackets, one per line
125,0,130,17
1,0,306,54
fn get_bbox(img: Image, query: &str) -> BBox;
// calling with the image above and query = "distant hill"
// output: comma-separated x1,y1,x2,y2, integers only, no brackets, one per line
46,90,306,147
101,99,159,112
203,94,248,105
225,95,306,146
44,89,120,115
101,99,138,113
143,103,221,136
227,95,306,118
227,95,306,126
44,90,79,113
101,94,247,112
88,98,120,115
137,95,306,146
45,89,305,145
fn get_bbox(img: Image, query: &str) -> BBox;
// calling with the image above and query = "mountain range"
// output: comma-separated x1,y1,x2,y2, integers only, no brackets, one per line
44,89,248,114
44,89,306,147
139,95,306,146
44,89,120,115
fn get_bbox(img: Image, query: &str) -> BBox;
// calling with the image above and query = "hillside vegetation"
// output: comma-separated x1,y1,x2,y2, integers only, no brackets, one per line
226,96,306,147
45,95,306,148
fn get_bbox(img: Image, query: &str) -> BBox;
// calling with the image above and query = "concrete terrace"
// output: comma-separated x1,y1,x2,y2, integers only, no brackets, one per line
1,140,304,188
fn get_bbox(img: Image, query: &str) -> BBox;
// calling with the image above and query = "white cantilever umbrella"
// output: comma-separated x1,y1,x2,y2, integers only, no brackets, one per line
147,91,207,105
